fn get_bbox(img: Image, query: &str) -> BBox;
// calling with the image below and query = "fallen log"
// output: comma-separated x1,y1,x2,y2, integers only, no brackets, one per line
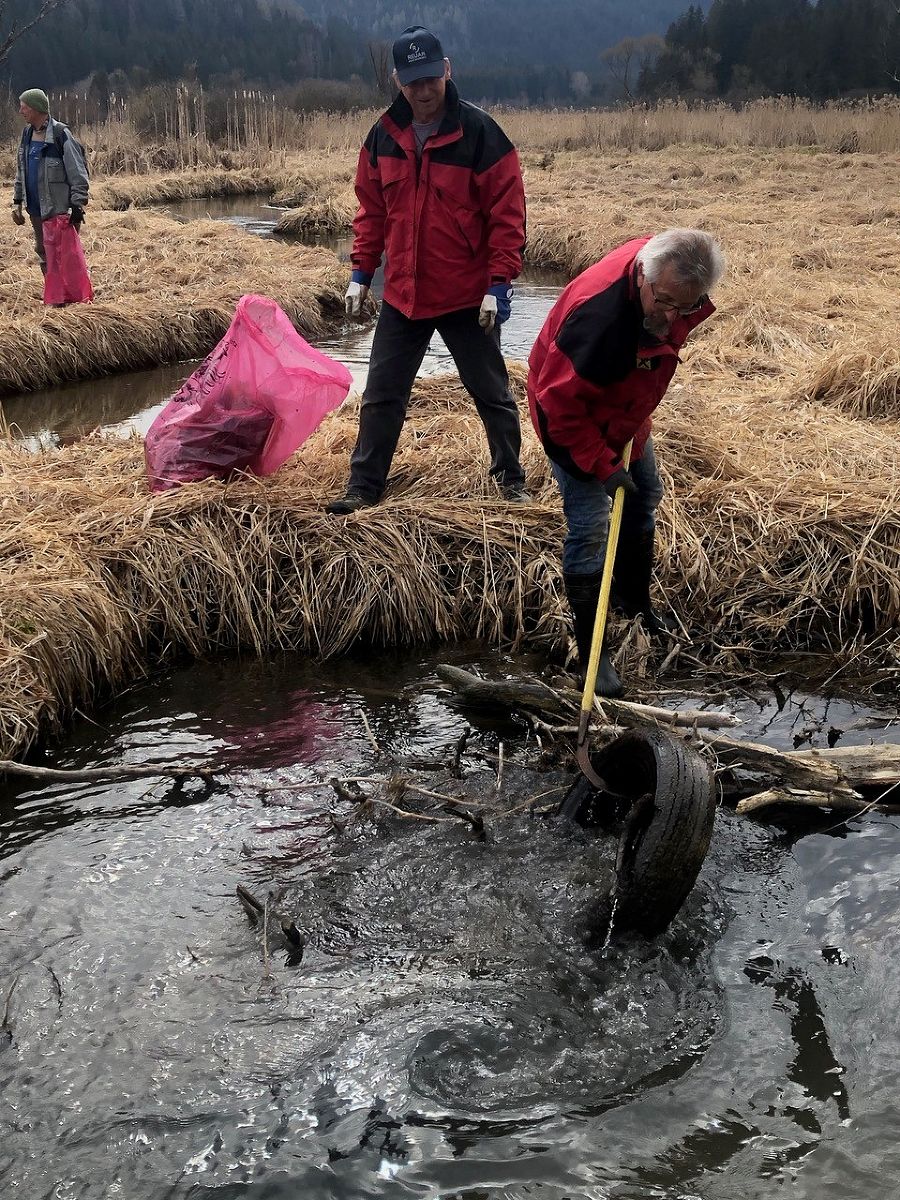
436,664,900,817
435,665,739,730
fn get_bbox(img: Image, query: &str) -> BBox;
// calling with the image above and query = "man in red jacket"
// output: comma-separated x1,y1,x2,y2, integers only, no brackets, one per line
528,228,725,697
326,26,527,514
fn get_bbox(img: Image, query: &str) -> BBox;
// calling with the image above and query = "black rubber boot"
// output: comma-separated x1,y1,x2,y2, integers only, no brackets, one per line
612,530,678,638
563,571,624,699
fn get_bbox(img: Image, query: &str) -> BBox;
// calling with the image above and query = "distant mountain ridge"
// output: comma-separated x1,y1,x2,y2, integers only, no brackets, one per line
3,0,710,96
298,0,711,73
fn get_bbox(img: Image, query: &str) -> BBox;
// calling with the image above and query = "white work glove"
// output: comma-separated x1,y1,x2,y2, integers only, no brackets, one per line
345,279,370,318
478,292,498,332
478,284,513,333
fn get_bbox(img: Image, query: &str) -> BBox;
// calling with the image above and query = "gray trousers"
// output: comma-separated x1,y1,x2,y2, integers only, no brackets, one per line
347,301,525,500
29,213,47,275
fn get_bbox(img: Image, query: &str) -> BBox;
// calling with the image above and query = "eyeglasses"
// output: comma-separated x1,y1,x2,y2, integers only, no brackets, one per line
647,280,708,317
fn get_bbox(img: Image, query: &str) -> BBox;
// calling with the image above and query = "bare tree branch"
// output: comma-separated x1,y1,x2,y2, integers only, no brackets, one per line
0,0,71,67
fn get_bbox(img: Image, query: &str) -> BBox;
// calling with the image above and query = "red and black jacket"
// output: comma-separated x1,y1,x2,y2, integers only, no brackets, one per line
527,237,715,482
350,81,526,321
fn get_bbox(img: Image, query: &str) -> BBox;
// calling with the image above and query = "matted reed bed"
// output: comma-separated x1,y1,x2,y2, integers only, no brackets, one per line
0,210,346,394
3,363,899,760
93,167,281,212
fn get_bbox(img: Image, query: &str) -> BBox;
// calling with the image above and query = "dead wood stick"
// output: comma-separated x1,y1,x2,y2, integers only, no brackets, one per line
443,798,485,834
736,788,871,816
359,709,380,755
436,664,738,729
400,782,467,805
236,885,304,951
437,664,568,714
0,759,217,784
595,695,740,730
372,797,454,823
739,787,868,816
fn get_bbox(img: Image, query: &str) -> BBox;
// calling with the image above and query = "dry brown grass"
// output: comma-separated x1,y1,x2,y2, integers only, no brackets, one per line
0,210,346,393
3,359,900,758
93,167,281,211
4,127,900,753
801,344,900,419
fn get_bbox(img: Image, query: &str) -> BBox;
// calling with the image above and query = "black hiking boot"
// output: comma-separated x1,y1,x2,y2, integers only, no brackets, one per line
564,570,624,699
612,530,678,639
325,489,377,515
499,479,531,503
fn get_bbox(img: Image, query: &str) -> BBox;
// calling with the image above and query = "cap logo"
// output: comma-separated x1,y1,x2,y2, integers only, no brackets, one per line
406,42,426,63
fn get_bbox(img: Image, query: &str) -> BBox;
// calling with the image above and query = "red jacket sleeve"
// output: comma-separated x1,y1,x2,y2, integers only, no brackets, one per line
475,147,526,284
531,338,621,480
350,138,386,278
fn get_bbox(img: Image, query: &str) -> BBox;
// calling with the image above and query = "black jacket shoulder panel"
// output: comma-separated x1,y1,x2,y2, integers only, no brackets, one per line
366,120,406,165
463,103,515,174
428,99,515,173
556,278,642,387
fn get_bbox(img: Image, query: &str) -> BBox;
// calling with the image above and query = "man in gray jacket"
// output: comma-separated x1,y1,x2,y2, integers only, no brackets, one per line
11,88,90,276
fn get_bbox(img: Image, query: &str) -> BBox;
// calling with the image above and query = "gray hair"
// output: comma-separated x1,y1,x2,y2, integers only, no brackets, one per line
636,228,725,293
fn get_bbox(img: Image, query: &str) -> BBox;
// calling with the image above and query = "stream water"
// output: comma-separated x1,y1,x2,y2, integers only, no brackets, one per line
2,646,899,1198
4,195,900,1197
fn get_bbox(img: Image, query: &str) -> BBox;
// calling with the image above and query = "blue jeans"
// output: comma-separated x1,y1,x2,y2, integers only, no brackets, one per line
551,437,664,576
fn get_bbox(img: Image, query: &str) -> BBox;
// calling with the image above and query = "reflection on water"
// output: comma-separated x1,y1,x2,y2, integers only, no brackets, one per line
0,359,197,447
2,646,900,1197
3,193,567,447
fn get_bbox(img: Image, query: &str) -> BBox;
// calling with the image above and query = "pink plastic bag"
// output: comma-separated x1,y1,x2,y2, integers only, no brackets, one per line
42,214,93,305
145,294,352,492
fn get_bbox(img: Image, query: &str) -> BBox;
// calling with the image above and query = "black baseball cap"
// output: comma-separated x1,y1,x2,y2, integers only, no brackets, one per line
392,27,446,85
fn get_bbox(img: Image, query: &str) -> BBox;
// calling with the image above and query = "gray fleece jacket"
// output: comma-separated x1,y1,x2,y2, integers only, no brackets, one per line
13,116,89,219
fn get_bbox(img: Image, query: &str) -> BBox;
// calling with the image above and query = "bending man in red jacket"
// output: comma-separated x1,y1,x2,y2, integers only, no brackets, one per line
528,228,725,697
326,26,527,514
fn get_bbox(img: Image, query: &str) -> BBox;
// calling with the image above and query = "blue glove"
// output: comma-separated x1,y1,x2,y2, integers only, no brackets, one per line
478,283,513,332
350,269,373,287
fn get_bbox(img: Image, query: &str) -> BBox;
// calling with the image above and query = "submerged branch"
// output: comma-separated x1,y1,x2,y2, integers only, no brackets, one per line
0,759,217,784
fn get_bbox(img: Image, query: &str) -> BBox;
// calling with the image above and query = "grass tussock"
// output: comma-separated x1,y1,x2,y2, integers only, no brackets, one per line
275,194,356,238
0,210,346,394
801,344,900,419
270,163,357,237
4,361,900,759
93,168,280,211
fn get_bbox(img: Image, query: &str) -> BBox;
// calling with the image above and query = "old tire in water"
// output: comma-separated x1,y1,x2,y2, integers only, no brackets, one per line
601,729,715,936
566,729,716,937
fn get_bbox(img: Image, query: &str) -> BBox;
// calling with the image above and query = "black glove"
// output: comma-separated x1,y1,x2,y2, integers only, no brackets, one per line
603,466,637,499
69,205,85,229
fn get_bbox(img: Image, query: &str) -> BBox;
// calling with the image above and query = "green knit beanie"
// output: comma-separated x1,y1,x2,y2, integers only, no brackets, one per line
19,88,50,115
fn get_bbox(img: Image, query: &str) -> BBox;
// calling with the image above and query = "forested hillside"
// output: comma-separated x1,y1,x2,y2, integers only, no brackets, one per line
298,0,705,72
3,0,367,92
643,0,900,98
3,0,707,98
4,0,896,102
